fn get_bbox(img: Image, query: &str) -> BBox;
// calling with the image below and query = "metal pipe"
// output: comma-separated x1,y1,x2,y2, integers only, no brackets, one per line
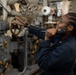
24,29,28,71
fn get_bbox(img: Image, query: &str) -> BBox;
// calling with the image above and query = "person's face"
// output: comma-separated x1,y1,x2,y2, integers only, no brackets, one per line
56,16,73,31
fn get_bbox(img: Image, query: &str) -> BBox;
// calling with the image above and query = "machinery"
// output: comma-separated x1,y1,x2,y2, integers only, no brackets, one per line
0,0,73,75
0,0,43,75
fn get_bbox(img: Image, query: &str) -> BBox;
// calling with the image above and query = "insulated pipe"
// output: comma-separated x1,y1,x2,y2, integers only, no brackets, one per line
1,0,8,20
7,0,19,5
43,0,48,6
28,0,39,4
10,10,22,16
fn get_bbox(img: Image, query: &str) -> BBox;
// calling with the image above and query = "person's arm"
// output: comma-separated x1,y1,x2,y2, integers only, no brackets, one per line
28,26,58,40
12,16,46,40
36,41,72,70
28,25,45,40
12,17,57,40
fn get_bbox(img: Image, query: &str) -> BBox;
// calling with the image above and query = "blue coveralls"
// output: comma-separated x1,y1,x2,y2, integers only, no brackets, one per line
28,25,76,75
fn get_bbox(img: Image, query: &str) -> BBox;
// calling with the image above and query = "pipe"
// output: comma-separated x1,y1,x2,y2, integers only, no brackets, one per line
7,0,19,5
1,0,8,20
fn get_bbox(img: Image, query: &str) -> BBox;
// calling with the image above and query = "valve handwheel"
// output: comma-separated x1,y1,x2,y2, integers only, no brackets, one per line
10,18,22,36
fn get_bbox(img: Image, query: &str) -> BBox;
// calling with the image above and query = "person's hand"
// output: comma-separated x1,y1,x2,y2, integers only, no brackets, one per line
12,16,28,26
45,28,57,40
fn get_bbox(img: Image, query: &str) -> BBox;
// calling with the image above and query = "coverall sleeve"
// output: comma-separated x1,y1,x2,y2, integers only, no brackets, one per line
28,25,45,40
36,40,72,70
